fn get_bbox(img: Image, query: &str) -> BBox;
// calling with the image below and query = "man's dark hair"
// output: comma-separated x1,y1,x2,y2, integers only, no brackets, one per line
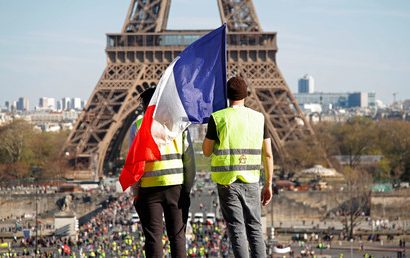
139,87,156,109
227,76,248,100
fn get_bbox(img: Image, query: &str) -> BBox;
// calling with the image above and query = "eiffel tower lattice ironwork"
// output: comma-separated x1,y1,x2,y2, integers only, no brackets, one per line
63,0,314,180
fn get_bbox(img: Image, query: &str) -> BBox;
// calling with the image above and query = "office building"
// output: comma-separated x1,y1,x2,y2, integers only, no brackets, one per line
17,97,29,111
295,92,349,109
295,92,376,110
71,98,82,110
62,97,71,110
56,100,62,111
348,92,368,108
11,101,17,112
39,97,56,110
298,74,315,93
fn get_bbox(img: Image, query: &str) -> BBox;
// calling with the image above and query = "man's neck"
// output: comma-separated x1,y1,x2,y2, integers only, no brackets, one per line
229,99,245,107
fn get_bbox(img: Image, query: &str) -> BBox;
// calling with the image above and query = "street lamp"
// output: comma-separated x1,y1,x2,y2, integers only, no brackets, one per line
350,238,353,258
35,186,38,257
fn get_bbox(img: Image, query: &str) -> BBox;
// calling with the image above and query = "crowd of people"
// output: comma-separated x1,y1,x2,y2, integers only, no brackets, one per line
0,192,232,257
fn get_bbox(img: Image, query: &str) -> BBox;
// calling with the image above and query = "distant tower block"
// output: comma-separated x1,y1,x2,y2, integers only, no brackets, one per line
62,0,314,179
298,74,315,94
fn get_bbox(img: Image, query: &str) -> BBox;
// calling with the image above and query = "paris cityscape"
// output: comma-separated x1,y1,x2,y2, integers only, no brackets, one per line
1,1,410,257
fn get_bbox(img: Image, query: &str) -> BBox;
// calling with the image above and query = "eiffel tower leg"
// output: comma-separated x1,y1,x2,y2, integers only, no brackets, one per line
63,62,169,180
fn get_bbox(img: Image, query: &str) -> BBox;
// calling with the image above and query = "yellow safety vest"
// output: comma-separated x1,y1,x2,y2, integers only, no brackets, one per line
134,117,185,187
211,106,264,185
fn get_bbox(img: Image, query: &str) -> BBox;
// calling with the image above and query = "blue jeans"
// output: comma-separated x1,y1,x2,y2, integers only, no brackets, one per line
217,182,266,258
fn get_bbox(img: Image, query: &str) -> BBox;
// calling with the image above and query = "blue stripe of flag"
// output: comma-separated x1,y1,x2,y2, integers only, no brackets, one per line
173,24,227,124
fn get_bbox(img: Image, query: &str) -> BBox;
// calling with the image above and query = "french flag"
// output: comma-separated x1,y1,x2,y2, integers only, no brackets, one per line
120,24,227,191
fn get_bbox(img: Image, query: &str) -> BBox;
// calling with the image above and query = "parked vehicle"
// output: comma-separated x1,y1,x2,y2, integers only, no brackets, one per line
193,212,204,223
131,212,140,223
206,212,216,224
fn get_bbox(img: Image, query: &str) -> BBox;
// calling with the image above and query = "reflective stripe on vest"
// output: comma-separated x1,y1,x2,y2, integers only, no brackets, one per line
211,106,264,185
134,117,185,187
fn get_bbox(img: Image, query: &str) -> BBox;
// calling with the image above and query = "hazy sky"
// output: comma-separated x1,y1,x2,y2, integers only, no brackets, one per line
0,0,409,108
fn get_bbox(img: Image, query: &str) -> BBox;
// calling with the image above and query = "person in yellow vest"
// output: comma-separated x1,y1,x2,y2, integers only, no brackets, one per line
202,76,273,258
131,87,196,258
199,245,205,257
188,247,194,257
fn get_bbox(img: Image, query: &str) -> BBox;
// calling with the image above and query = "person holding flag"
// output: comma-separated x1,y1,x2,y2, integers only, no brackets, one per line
202,76,274,258
119,24,227,258
131,87,195,258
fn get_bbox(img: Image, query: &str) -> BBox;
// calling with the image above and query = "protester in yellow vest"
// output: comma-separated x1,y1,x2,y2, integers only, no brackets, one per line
131,87,196,258
203,76,273,258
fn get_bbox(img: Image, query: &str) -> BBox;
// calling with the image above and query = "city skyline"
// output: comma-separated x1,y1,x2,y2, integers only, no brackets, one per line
3,96,86,111
1,0,409,107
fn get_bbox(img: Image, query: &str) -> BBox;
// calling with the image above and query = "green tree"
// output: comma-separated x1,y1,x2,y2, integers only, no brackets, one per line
377,120,410,180
0,120,33,163
30,130,70,179
0,120,70,180
0,120,33,178
331,117,379,168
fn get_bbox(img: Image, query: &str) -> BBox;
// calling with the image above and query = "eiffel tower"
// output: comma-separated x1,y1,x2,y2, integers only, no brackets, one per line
63,0,314,180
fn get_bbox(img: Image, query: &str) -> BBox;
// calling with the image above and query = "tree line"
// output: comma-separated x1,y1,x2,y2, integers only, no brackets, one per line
0,118,409,182
284,117,410,182
282,117,410,239
0,120,69,181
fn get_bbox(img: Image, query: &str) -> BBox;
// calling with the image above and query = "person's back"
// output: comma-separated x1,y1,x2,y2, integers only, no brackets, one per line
210,106,264,185
203,76,273,258
132,87,196,258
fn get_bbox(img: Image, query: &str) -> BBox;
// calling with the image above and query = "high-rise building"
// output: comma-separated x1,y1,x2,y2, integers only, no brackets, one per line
62,97,71,110
71,98,82,110
39,97,56,110
348,92,368,108
56,100,62,111
17,97,29,111
81,100,86,109
39,97,47,108
16,99,22,111
4,101,10,111
11,101,17,112
48,98,56,110
368,92,376,109
298,74,315,93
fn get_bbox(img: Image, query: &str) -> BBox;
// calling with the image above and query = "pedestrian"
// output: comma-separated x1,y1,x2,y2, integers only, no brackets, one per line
202,76,273,258
132,87,196,258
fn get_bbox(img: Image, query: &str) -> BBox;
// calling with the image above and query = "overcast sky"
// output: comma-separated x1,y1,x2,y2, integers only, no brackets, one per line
0,0,409,108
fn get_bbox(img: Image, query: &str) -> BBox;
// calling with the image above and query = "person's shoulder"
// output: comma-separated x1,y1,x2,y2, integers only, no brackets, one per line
245,107,263,117
212,107,228,116
211,108,230,119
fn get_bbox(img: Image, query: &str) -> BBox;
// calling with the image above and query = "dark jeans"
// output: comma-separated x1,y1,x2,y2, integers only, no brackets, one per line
134,184,190,258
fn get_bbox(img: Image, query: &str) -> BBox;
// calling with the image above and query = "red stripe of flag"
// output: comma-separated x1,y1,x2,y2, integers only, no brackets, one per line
119,105,161,191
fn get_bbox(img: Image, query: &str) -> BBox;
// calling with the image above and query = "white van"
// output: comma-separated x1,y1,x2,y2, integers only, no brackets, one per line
193,212,204,223
206,212,216,225
131,212,140,223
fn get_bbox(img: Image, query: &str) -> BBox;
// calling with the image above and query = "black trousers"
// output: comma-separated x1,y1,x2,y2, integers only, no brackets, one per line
134,184,190,258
